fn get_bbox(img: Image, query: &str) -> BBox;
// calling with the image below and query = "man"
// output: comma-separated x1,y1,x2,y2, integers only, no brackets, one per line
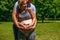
12,0,37,40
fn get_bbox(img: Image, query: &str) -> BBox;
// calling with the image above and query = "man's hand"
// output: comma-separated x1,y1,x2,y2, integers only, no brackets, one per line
15,22,26,30
22,24,34,33
17,22,28,33
27,7,36,30
22,23,34,32
18,22,27,29
26,23,34,29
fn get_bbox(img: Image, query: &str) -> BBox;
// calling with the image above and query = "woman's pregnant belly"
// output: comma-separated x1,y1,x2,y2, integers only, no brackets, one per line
20,19,32,25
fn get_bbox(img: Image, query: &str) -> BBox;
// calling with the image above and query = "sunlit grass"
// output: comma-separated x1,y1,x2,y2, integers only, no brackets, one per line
0,21,60,40
36,22,60,40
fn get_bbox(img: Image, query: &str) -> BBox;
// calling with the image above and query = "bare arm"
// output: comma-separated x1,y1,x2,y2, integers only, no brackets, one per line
12,10,18,25
12,9,25,29
27,7,37,29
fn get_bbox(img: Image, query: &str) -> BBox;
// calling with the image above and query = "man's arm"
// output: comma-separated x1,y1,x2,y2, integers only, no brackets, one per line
12,2,19,25
12,2,25,29
12,10,23,29
27,7,37,29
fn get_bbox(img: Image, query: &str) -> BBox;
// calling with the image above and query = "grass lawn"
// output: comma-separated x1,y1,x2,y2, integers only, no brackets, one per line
0,21,60,40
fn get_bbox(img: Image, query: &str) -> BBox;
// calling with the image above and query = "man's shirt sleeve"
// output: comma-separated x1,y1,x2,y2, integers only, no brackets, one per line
31,4,36,14
13,2,18,10
32,6,36,14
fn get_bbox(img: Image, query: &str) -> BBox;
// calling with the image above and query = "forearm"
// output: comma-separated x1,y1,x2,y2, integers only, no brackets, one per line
12,11,18,25
12,15,25,27
26,20,37,33
33,19,37,29
28,8,36,25
32,17,36,25
26,8,36,29
12,10,23,27
31,18,37,28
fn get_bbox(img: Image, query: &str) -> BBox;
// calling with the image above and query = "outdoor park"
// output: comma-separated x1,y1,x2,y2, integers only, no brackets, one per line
0,0,60,40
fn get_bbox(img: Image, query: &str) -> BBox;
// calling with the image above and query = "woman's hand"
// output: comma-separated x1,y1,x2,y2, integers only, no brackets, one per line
17,22,28,33
26,23,34,29
15,22,24,29
22,23,34,33
18,22,26,29
18,23,31,34
22,23,34,32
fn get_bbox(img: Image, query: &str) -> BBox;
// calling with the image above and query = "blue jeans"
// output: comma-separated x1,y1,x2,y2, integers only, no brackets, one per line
13,24,36,40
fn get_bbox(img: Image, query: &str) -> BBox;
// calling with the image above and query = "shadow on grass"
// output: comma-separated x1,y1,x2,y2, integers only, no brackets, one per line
0,23,2,24
37,21,54,23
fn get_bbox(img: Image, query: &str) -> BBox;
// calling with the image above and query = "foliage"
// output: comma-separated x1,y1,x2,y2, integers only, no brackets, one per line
0,0,60,21
0,0,17,21
33,0,60,20
0,22,60,40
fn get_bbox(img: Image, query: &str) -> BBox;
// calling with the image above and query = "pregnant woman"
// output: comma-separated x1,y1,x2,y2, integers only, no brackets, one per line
12,0,37,40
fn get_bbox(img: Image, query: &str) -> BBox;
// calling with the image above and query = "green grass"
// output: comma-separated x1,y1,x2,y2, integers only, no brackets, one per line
0,22,14,40
36,21,60,40
0,21,60,40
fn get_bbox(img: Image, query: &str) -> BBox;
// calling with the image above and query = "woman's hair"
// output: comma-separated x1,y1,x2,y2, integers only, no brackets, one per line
18,0,24,8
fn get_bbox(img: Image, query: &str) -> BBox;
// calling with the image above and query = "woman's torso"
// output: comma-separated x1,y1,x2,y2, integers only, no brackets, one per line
17,9,32,22
14,2,36,22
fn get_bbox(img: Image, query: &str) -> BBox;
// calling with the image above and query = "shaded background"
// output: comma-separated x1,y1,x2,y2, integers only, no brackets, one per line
0,0,60,40
0,0,60,22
